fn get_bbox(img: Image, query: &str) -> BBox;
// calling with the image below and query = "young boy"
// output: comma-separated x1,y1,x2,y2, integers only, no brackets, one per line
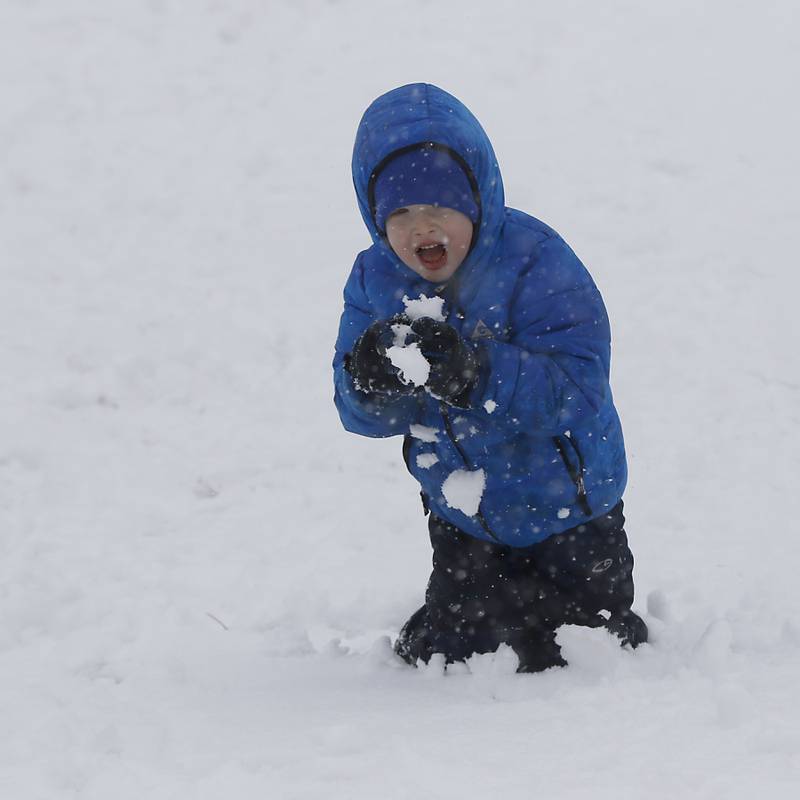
333,83,647,672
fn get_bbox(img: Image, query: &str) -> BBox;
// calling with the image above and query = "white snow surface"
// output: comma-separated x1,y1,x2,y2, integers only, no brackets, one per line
2,2,800,798
442,469,487,517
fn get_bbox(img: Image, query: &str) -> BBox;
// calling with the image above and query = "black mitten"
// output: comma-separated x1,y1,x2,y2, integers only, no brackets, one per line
409,318,480,407
346,317,415,396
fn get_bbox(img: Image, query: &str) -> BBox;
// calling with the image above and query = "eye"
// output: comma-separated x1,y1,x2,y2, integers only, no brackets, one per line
387,207,409,220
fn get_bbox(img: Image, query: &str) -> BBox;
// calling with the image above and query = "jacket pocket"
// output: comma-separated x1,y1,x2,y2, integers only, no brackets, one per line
552,434,592,517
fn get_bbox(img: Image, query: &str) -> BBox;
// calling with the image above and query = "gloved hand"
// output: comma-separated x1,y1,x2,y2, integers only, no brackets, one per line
346,317,416,396
409,318,480,407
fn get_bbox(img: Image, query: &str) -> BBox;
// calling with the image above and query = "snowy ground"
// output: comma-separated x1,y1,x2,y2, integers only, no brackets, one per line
2,1,800,797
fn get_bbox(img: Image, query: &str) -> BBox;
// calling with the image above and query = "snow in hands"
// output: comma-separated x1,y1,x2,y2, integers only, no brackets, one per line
402,293,446,322
386,321,429,386
386,294,446,386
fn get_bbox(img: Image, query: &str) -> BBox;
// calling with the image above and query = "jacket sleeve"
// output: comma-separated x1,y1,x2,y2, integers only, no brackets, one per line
333,255,423,438
471,235,613,433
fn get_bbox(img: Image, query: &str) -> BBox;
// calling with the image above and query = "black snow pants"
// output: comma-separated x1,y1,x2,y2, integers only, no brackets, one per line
398,501,639,672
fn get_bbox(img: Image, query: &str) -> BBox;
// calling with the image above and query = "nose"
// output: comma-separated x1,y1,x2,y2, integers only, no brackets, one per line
411,208,437,237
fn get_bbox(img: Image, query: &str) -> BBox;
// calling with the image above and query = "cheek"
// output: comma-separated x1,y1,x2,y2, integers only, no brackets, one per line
452,225,473,252
386,228,407,253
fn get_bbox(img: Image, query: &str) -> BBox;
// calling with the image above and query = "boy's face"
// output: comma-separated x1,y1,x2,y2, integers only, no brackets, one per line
385,205,473,283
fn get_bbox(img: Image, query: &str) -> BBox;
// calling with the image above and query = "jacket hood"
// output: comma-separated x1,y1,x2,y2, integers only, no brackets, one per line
352,83,506,276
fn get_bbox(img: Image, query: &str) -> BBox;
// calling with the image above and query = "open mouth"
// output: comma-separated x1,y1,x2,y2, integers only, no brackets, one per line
415,242,448,270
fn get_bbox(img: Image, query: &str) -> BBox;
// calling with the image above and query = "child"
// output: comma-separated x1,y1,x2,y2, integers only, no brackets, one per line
333,83,647,672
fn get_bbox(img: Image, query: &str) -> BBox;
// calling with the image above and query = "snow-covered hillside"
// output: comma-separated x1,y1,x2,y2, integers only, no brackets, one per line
1,2,799,797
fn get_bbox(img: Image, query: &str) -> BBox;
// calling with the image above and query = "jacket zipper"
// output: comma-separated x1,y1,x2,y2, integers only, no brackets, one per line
440,403,502,543
426,289,500,542
553,435,593,517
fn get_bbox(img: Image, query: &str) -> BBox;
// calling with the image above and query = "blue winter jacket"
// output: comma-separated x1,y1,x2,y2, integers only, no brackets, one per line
334,83,627,547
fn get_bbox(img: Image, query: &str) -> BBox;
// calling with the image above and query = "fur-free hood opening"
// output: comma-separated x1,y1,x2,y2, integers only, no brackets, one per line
351,83,506,274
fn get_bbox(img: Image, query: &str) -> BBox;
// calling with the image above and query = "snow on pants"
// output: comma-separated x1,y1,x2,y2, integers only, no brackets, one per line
424,501,635,660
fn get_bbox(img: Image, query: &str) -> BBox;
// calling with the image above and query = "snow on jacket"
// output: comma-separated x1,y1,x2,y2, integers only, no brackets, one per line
333,83,627,546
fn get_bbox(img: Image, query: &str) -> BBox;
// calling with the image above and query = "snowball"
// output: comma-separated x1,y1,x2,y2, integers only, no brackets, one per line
442,468,486,517
402,293,446,322
409,424,439,442
416,453,439,469
386,343,430,386
483,399,497,414
557,507,571,520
